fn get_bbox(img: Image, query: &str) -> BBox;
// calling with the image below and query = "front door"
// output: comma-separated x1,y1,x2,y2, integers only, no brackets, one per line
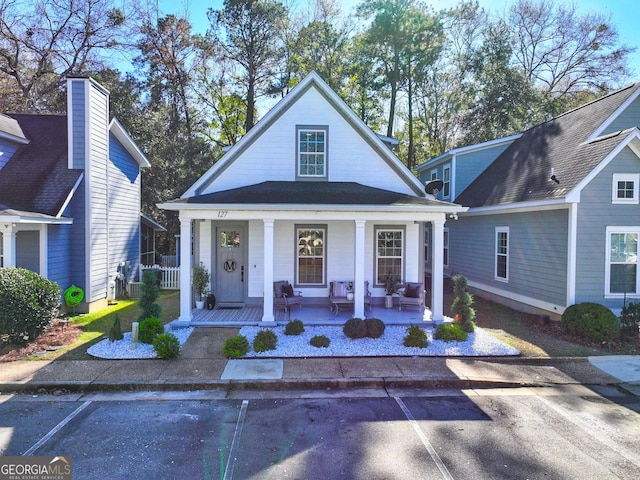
215,225,245,306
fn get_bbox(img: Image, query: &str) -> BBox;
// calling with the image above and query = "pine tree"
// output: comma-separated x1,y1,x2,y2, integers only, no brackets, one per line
451,274,475,332
108,314,124,342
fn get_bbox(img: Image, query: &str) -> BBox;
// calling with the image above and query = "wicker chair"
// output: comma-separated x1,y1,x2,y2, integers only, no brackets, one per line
273,280,303,319
398,282,425,312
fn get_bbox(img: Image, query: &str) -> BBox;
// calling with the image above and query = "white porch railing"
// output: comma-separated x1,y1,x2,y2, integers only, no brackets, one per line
140,265,180,290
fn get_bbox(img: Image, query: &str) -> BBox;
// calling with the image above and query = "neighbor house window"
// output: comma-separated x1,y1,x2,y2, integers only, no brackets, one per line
495,227,509,281
376,227,404,284
430,169,437,182
606,227,638,295
443,165,451,198
296,226,326,286
443,228,449,267
297,127,327,178
612,174,639,204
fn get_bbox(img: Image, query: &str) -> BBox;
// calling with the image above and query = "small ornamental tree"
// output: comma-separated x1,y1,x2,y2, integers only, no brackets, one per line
138,269,162,321
108,314,124,342
451,274,475,332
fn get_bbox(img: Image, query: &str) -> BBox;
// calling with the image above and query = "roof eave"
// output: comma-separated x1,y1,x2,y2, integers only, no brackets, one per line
109,118,151,168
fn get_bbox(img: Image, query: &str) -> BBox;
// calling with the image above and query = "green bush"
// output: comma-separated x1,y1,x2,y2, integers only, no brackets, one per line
153,333,180,359
434,323,468,342
343,318,367,339
138,317,164,344
0,268,60,345
138,270,162,321
451,274,475,332
253,329,277,352
223,335,249,358
561,303,620,342
365,318,386,338
310,335,330,348
108,314,124,342
284,319,305,335
620,302,640,334
403,324,428,348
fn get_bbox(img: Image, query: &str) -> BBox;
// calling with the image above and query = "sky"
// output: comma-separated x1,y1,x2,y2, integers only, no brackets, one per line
157,0,640,79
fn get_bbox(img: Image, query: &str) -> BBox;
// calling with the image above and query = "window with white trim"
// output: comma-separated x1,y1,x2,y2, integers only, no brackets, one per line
495,227,509,281
297,127,327,178
612,174,639,204
443,228,449,267
296,226,326,285
443,165,451,198
606,227,638,295
376,227,404,284
430,169,437,181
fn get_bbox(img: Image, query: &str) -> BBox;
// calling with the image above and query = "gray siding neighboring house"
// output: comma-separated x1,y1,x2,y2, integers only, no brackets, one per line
417,83,640,318
0,77,150,312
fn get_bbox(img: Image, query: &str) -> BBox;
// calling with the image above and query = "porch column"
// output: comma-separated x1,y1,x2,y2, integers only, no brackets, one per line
177,218,192,325
431,218,445,323
262,219,275,323
354,220,366,318
0,223,16,267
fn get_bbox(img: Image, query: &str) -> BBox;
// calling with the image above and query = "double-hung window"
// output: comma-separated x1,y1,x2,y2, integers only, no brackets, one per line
495,227,509,281
612,174,639,204
297,127,327,178
296,226,326,286
606,227,639,295
376,227,404,284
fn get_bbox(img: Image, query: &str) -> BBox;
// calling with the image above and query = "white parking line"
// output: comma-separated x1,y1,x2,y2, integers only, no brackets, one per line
395,397,454,480
23,401,92,456
223,399,249,480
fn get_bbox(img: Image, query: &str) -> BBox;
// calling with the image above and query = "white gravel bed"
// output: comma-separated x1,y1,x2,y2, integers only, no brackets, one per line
86,327,194,359
239,325,520,357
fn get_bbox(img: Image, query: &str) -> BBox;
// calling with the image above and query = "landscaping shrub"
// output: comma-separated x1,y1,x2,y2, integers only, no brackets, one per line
343,318,367,339
153,332,180,359
138,317,164,344
403,324,428,348
0,268,60,345
310,335,331,348
253,329,278,352
434,323,468,342
284,319,305,335
620,301,640,334
223,335,249,358
108,314,124,342
561,303,619,342
451,274,475,332
365,318,386,338
138,269,162,321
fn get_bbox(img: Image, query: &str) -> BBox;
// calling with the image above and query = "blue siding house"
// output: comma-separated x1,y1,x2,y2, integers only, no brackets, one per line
417,83,640,318
0,77,150,312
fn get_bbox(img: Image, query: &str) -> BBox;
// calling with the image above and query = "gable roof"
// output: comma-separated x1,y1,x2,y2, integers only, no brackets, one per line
456,83,640,208
0,114,29,144
182,72,426,198
0,114,83,217
165,181,459,212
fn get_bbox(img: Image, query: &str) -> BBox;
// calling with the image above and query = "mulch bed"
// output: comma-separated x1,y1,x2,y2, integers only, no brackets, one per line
0,319,83,362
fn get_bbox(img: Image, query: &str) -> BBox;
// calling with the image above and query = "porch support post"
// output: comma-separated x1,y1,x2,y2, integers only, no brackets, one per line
262,219,275,323
431,217,445,323
177,217,193,325
354,220,366,318
0,223,16,267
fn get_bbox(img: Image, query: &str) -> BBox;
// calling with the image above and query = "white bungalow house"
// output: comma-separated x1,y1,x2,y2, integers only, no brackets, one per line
159,72,466,325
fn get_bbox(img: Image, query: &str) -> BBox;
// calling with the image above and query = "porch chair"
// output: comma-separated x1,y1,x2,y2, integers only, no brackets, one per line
329,280,371,316
273,280,303,319
398,282,425,312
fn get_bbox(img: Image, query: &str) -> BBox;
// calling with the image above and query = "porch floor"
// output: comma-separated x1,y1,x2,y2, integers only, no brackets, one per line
189,303,435,327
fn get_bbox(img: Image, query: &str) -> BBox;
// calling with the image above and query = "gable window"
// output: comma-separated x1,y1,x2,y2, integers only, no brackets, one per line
495,227,509,281
606,227,638,295
296,226,326,286
443,165,451,198
612,174,639,204
430,169,437,181
376,227,404,284
297,127,327,178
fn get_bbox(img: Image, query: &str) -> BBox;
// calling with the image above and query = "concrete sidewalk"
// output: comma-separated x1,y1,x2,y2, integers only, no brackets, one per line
0,330,638,396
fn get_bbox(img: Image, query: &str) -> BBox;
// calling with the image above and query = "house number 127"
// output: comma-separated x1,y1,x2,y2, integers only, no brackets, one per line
217,211,228,218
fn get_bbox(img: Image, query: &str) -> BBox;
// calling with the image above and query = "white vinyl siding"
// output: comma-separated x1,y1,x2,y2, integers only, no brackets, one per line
606,227,639,296
495,227,509,281
612,173,639,204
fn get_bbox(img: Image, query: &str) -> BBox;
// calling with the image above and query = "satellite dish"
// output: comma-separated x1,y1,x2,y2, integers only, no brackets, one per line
425,179,444,196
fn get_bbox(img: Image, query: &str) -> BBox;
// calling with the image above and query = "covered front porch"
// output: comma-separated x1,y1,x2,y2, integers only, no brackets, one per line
187,303,436,327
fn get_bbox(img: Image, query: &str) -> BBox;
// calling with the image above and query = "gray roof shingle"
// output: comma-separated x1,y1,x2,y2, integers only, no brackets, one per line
456,83,640,207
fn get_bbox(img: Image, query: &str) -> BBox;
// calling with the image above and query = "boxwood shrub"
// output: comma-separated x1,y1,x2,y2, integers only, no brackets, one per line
310,335,330,348
0,268,60,344
434,323,468,342
253,329,277,352
153,332,180,359
284,319,305,335
223,335,249,358
403,324,428,348
139,317,164,344
364,318,386,338
561,303,620,342
343,318,367,339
